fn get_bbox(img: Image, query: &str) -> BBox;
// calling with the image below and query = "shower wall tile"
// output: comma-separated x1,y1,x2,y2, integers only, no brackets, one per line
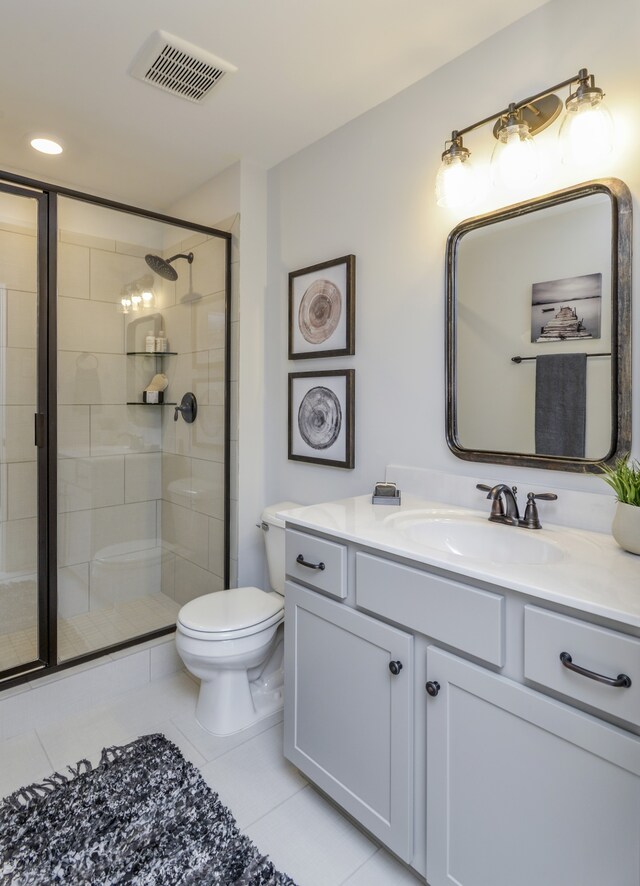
90,249,146,304
230,442,238,502
0,518,37,575
58,456,125,513
193,291,225,352
60,229,116,252
58,297,124,354
230,499,238,564
161,452,192,506
58,352,126,405
190,404,225,462
90,501,157,559
166,352,209,407
0,348,36,405
115,240,149,258
6,290,36,349
0,463,7,522
208,348,225,404
153,277,176,309
161,550,176,599
208,517,224,579
90,404,161,456
1,406,36,463
7,462,37,520
175,239,225,303
0,230,37,292
161,303,192,355
160,501,209,570
58,405,91,458
230,321,239,381
124,452,162,503
229,557,238,589
58,242,90,300
192,458,224,519
58,563,90,618
229,380,238,442
173,555,223,605
178,231,210,254
57,510,92,567
89,550,161,611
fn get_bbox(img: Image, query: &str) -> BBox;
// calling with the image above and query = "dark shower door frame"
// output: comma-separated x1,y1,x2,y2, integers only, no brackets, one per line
0,171,232,691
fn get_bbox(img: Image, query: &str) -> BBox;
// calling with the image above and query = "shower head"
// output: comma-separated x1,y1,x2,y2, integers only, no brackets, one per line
145,251,194,281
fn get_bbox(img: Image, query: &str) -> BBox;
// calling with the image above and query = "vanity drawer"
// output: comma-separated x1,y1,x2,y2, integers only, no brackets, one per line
524,605,640,727
285,529,347,599
355,552,504,666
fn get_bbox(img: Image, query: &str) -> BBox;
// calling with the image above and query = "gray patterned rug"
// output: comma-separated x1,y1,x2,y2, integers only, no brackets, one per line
0,733,297,885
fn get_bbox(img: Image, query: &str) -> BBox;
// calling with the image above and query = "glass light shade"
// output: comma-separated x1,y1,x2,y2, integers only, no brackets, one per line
140,288,155,306
560,94,614,165
435,152,476,209
491,122,539,191
120,298,131,314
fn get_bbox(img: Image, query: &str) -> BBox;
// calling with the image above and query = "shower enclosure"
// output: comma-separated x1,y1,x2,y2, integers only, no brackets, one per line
0,173,230,684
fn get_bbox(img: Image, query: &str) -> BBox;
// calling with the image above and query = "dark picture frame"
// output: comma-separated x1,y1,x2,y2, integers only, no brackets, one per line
288,255,355,359
288,369,355,468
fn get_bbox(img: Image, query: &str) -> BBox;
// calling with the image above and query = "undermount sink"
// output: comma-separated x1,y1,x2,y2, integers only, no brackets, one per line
392,514,563,565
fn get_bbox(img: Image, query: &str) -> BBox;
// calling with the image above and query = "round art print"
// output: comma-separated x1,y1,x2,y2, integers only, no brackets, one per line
298,279,342,344
297,386,342,450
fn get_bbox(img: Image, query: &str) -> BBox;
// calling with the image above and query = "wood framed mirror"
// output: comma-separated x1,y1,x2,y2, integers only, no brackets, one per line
446,178,631,473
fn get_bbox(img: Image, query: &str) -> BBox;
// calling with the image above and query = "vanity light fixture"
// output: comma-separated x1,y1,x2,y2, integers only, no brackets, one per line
435,68,613,206
119,274,156,313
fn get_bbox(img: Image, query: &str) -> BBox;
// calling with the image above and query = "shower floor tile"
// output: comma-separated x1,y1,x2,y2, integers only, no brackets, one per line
0,592,180,666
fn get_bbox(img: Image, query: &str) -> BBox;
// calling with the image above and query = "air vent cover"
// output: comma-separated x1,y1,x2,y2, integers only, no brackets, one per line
130,30,237,103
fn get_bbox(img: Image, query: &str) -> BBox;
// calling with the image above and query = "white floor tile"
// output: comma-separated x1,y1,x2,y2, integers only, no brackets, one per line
244,785,378,886
174,707,283,762
0,731,53,799
342,847,422,884
199,723,307,829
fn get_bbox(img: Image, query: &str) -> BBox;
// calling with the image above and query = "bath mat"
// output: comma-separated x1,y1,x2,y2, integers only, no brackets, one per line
0,733,296,885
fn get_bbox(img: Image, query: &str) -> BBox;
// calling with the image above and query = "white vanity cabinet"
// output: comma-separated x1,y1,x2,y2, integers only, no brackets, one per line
283,519,640,884
425,646,640,886
283,581,414,861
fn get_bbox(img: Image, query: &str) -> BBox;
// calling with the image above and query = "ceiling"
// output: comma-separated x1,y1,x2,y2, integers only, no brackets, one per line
0,0,549,211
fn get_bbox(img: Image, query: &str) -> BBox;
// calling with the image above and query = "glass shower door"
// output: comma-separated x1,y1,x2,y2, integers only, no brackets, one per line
0,185,47,680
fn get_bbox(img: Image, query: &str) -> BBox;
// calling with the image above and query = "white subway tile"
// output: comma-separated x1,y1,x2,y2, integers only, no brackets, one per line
58,241,90,299
7,461,37,519
58,351,126,405
0,518,37,574
124,451,162,502
161,452,192,506
58,297,124,354
0,229,37,292
173,555,222,604
193,291,225,352
208,347,225,404
90,404,162,456
58,456,125,512
6,290,36,349
90,249,146,304
0,348,36,405
208,516,225,578
176,238,226,303
0,405,36,463
58,405,91,458
161,501,209,569
192,458,224,519
58,563,90,617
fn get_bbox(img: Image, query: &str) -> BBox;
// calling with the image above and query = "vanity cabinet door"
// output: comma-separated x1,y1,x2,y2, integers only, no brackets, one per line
425,647,640,886
284,582,413,861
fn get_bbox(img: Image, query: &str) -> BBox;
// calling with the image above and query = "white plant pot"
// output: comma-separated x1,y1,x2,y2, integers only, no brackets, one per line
611,501,640,556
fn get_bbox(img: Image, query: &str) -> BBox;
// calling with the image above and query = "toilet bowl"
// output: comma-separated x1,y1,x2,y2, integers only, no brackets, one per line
175,501,298,735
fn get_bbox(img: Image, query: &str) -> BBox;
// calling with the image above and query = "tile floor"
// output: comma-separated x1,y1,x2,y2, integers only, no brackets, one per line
0,592,180,669
0,670,421,885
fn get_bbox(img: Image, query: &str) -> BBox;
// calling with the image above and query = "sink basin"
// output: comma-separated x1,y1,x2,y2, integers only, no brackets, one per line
394,516,562,565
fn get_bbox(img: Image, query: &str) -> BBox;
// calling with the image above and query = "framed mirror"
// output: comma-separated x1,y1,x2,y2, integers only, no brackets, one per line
446,178,631,473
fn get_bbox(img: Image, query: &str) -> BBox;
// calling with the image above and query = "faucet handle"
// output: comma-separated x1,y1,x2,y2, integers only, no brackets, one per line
520,491,558,529
476,483,492,494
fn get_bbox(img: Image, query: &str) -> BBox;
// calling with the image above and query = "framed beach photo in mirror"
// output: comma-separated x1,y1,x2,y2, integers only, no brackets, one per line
288,369,355,468
288,255,355,359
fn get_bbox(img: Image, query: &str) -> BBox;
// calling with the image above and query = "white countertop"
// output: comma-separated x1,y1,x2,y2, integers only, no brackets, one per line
281,494,640,629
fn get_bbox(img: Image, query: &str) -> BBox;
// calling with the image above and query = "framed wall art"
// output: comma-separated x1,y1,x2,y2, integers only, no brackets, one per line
288,369,355,468
288,255,355,359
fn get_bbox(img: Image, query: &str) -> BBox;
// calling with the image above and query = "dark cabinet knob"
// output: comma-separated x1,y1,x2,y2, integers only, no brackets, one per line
388,660,403,676
425,680,440,697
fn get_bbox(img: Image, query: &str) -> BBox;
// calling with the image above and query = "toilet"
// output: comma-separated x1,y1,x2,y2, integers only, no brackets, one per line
175,501,298,735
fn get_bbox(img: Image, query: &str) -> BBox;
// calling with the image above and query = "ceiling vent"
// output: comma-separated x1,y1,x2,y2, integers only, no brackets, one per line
130,30,237,103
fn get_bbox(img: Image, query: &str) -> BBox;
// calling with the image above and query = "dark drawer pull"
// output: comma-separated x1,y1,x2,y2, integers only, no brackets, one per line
559,652,631,688
296,554,325,571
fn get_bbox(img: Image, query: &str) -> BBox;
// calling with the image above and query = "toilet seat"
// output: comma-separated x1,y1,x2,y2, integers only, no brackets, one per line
177,587,284,641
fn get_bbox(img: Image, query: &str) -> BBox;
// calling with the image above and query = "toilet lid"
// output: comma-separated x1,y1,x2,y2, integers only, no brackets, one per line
177,587,283,634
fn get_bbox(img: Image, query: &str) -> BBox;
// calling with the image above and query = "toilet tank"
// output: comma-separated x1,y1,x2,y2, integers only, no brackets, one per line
261,501,299,595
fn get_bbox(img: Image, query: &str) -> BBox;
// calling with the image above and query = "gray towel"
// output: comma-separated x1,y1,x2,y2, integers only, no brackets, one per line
535,353,587,458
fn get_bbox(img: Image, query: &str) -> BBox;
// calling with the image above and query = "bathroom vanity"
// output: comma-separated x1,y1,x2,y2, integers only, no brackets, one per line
282,495,640,885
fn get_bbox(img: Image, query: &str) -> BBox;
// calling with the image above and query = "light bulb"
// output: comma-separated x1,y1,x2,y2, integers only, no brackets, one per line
435,136,476,209
560,92,613,165
491,119,539,191
120,298,131,315
141,289,155,306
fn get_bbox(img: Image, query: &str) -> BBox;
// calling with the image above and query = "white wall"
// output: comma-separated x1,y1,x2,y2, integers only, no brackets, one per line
264,0,640,516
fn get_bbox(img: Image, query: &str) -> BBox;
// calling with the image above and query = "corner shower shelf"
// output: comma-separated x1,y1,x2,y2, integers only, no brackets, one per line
126,351,178,356
126,401,177,406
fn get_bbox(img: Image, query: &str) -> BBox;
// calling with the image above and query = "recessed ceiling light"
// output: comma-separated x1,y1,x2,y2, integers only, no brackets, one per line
30,137,63,155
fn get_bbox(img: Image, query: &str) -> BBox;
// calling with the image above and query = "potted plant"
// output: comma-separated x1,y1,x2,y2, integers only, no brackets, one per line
601,456,640,555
